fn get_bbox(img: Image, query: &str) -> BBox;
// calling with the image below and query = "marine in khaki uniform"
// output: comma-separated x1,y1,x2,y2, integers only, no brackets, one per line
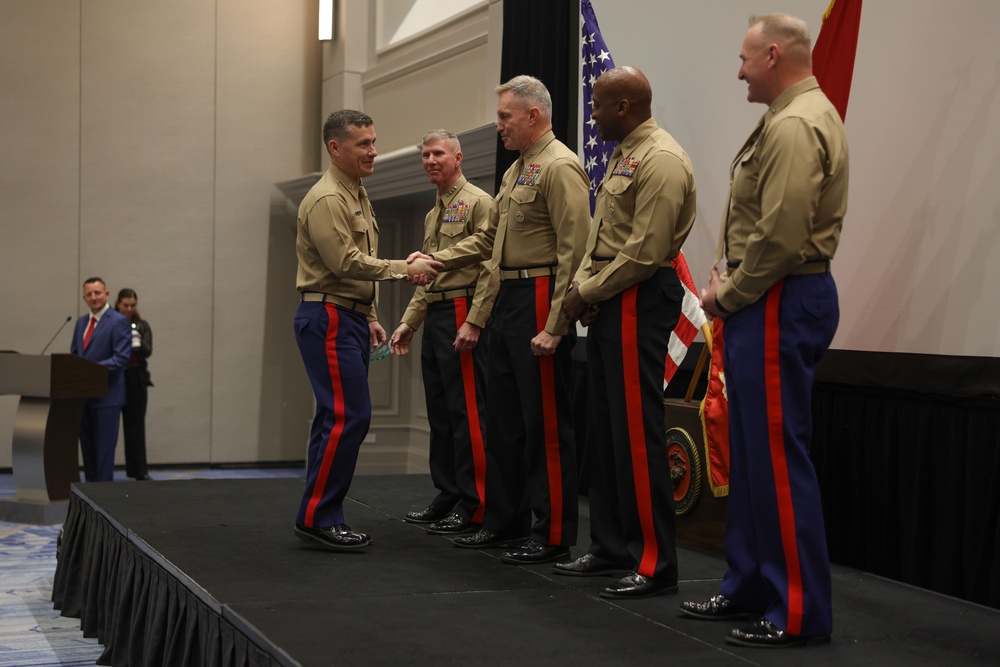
681,14,848,648
391,130,497,536
411,75,590,564
293,109,441,552
558,66,696,599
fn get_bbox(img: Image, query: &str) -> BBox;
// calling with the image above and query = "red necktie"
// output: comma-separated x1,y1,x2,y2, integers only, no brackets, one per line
83,316,97,350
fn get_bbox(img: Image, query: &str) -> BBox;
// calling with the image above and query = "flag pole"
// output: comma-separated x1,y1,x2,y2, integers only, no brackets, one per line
682,323,715,404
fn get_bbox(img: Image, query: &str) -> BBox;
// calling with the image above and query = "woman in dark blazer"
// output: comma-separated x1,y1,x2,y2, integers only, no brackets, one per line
115,288,154,480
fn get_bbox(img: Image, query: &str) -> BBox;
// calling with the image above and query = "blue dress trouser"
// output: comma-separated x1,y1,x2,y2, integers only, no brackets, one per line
719,272,838,637
80,406,120,482
293,302,371,528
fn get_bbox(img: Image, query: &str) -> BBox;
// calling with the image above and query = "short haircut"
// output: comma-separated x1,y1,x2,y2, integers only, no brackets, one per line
750,13,812,60
495,75,553,119
83,277,106,290
323,109,374,145
421,129,461,152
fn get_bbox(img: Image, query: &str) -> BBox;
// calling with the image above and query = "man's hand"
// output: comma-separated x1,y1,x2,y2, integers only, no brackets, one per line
561,280,588,323
390,323,414,356
453,322,480,353
579,304,600,327
530,330,562,356
369,320,387,347
407,251,434,263
699,266,728,321
406,257,444,286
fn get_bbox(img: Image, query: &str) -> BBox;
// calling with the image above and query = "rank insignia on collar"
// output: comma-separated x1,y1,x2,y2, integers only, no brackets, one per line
443,200,470,223
516,163,543,186
612,156,640,177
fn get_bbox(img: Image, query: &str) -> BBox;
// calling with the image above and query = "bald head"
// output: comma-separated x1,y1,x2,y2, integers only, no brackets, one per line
591,66,654,143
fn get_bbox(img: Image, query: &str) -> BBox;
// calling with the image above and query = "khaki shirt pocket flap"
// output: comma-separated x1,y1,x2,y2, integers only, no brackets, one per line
509,187,538,205
604,178,634,197
440,222,465,238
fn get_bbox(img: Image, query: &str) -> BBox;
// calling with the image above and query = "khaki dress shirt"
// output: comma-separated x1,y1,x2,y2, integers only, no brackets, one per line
400,176,499,330
295,163,408,320
717,76,849,313
433,131,590,336
574,118,697,302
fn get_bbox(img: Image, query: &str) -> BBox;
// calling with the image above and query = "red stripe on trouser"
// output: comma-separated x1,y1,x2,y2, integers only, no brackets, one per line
764,281,804,635
305,304,347,527
621,285,659,576
535,277,563,545
453,298,487,524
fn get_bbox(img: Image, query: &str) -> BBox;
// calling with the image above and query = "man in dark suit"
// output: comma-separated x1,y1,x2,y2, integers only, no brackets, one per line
71,277,131,482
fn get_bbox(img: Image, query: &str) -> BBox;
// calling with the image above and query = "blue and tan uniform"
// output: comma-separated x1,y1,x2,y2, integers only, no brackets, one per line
294,162,408,529
432,131,590,546
715,76,848,638
573,117,697,583
399,175,498,524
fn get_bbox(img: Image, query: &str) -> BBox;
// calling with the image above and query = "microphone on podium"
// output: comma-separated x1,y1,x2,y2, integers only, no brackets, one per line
41,316,73,355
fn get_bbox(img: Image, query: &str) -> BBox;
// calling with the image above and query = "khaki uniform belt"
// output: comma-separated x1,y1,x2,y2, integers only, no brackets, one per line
498,266,557,281
590,256,613,273
726,259,831,276
425,287,476,303
300,292,371,313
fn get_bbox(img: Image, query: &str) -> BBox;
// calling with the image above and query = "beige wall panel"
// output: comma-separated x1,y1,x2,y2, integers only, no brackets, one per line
211,0,320,463
0,1,83,467
364,44,491,154
79,0,217,464
319,72,365,165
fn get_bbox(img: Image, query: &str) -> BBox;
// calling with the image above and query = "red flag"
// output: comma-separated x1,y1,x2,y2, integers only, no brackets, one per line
812,0,863,121
699,319,730,497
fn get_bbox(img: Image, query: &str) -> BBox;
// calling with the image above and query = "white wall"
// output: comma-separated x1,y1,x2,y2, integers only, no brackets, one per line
589,0,1000,357
0,0,321,468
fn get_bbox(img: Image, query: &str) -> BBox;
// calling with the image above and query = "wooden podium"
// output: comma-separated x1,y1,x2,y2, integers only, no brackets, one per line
664,333,728,553
0,352,107,523
665,397,727,552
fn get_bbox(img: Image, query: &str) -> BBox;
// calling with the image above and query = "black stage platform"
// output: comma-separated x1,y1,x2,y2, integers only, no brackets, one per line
52,474,1000,666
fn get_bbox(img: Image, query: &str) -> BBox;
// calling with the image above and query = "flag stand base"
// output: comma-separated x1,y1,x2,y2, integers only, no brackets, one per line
665,398,727,553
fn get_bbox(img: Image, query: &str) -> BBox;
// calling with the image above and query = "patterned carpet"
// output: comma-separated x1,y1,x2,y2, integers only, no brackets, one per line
0,467,302,667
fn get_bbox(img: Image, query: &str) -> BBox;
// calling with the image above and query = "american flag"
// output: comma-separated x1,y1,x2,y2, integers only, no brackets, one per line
580,0,707,388
581,0,616,215
668,251,709,388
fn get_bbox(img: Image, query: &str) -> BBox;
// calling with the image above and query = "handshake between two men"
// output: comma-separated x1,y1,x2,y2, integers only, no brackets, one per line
405,253,444,286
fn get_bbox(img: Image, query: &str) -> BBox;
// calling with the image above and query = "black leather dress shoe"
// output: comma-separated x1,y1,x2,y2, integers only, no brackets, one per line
726,617,831,648
500,540,570,565
294,523,371,551
133,474,153,481
404,505,452,524
600,572,678,599
425,513,478,535
452,528,526,549
679,594,754,621
552,553,623,577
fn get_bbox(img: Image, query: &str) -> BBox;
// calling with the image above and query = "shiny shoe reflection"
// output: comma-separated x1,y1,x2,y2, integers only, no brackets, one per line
294,523,371,551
